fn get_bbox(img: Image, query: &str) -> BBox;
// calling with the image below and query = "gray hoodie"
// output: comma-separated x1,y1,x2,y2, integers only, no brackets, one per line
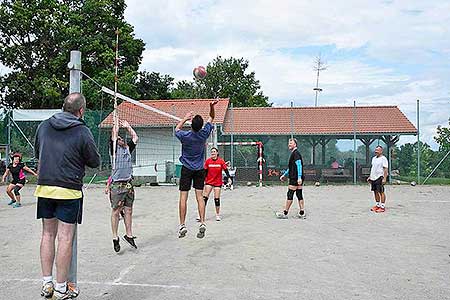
35,112,100,191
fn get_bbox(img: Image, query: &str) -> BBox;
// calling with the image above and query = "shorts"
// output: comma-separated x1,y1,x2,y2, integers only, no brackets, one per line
179,166,205,191
370,176,385,193
37,197,83,224
110,182,135,209
288,178,304,187
11,179,26,185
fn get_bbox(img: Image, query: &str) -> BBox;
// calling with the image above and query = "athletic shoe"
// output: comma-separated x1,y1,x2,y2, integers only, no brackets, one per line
276,212,288,219
196,216,201,222
52,288,73,300
40,281,54,298
113,238,120,253
216,215,221,221
298,210,306,219
178,225,187,238
123,235,137,249
375,207,385,213
370,205,380,212
67,282,79,298
12,202,22,208
7,199,16,205
197,223,206,239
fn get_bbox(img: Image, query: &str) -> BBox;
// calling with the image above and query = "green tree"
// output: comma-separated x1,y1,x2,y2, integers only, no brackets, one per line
435,119,450,151
0,0,145,109
136,71,174,100
171,56,271,107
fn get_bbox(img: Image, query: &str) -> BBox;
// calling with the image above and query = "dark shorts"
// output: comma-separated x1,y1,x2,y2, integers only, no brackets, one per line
37,197,83,224
370,176,385,193
179,166,206,191
11,179,26,185
288,178,304,187
109,182,135,209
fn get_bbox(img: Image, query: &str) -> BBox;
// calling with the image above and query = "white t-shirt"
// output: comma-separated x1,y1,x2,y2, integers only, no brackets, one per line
369,155,388,180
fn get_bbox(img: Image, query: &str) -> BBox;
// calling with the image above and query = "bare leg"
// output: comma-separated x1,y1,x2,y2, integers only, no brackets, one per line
179,191,188,225
214,188,221,215
14,184,23,203
111,208,121,239
40,218,58,277
55,221,75,284
380,192,386,204
6,184,15,201
374,191,380,202
195,189,206,223
123,206,133,237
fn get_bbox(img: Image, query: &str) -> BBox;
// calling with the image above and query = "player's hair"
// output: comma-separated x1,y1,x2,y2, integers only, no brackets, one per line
289,138,298,146
191,115,204,132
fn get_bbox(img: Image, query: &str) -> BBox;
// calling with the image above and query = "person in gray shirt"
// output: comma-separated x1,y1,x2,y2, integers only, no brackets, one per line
109,120,138,252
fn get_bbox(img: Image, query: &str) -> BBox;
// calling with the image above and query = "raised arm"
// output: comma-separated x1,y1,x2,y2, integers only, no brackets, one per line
176,112,193,132
23,166,38,177
206,99,219,123
121,120,138,144
111,120,119,142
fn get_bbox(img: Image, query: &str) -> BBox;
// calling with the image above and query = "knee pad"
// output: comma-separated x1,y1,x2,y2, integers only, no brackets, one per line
287,189,295,200
296,189,303,200
13,185,22,196
203,196,208,205
214,198,220,207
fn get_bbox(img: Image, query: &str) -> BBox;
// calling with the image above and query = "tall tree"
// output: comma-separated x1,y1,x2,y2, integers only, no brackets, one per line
0,0,145,109
171,56,271,107
435,119,450,151
136,71,174,100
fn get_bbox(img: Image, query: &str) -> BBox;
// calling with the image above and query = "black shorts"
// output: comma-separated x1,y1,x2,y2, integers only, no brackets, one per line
370,176,385,193
288,178,304,186
179,166,206,191
37,197,83,224
11,179,26,185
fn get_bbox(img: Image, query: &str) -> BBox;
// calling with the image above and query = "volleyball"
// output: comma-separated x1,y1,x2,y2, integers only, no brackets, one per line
193,66,207,80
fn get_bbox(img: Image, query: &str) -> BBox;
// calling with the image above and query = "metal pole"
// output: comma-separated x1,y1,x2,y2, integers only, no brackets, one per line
67,50,81,287
172,105,176,182
417,99,420,184
290,100,294,139
230,103,234,167
353,100,357,185
423,150,450,184
388,136,392,184
6,109,11,165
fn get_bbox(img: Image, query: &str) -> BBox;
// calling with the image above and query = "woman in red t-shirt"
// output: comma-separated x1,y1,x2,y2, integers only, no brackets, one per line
202,147,231,221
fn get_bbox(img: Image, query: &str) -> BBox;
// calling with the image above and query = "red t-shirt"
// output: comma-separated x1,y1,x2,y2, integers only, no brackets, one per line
204,157,227,187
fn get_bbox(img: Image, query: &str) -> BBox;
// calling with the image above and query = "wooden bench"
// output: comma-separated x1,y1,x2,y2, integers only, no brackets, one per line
303,168,319,181
321,168,352,182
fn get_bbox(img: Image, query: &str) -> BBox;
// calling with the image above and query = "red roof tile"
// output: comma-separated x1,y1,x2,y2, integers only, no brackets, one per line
222,106,417,135
101,98,230,127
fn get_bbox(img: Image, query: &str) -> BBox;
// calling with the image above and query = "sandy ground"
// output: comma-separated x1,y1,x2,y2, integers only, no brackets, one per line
0,183,449,300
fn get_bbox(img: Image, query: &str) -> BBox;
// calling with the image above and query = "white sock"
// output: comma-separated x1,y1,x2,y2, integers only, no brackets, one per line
55,282,67,292
42,276,52,284
376,202,381,207
380,203,385,208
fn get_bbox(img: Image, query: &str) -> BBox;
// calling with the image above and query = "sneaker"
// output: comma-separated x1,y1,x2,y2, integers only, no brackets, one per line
276,212,288,219
113,238,120,253
178,225,187,238
298,210,306,219
215,215,221,221
375,207,386,213
370,205,380,212
67,282,79,298
195,216,201,222
197,223,206,239
40,281,54,298
12,202,22,208
123,235,137,249
7,199,16,205
52,288,73,300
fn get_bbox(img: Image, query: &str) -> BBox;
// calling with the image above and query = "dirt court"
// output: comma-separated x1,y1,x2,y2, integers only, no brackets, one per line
0,183,449,300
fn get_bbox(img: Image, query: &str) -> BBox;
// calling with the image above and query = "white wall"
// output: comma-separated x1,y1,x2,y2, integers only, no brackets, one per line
133,127,182,182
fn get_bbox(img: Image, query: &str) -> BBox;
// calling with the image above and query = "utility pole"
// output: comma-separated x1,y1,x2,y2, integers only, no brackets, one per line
313,55,327,107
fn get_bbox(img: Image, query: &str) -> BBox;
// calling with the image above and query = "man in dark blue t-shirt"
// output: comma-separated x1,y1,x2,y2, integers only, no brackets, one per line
175,100,218,239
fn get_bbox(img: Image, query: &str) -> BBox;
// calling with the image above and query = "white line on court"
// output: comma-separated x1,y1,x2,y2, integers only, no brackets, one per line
0,278,182,289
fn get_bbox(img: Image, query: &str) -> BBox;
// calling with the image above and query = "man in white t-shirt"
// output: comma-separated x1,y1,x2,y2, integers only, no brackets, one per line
367,145,389,213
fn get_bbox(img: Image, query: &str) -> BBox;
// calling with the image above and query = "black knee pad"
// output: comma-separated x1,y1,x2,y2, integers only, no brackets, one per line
296,189,303,200
203,196,208,205
13,185,22,196
214,198,220,207
287,189,295,200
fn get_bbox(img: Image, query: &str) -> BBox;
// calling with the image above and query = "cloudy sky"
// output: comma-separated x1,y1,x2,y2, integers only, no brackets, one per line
123,0,450,149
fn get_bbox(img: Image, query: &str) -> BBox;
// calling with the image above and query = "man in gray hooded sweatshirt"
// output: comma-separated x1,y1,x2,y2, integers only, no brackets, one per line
34,93,100,300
